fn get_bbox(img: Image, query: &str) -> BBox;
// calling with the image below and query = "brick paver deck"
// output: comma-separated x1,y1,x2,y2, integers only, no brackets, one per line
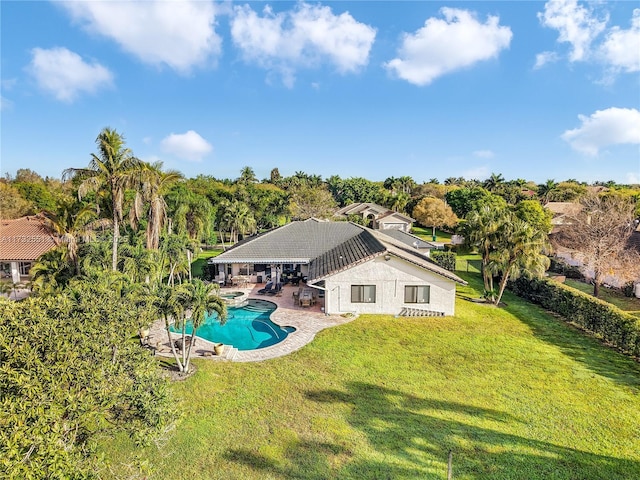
147,282,355,362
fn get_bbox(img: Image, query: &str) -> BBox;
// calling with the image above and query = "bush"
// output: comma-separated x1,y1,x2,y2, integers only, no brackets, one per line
431,250,456,271
622,281,636,298
509,277,640,357
548,257,583,279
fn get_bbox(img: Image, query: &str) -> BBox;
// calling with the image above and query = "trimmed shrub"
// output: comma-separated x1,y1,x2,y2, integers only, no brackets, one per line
431,250,456,271
509,277,640,357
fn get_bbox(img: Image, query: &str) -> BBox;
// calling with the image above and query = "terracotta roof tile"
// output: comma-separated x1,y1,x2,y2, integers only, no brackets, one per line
0,215,60,261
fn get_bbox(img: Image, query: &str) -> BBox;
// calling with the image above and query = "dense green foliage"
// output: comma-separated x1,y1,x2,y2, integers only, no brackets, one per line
429,250,456,271
509,277,640,356
0,278,172,479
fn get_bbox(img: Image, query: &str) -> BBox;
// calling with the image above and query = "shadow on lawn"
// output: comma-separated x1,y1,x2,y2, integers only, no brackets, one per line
224,382,639,479
503,294,640,392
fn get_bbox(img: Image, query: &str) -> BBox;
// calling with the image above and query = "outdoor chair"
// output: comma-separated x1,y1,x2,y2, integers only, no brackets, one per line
257,282,274,295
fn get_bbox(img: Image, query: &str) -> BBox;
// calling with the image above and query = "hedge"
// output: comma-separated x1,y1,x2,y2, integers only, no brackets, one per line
509,277,640,357
430,250,456,271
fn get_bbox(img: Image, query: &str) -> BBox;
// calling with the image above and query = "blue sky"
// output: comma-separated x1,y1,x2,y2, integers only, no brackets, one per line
1,1,639,185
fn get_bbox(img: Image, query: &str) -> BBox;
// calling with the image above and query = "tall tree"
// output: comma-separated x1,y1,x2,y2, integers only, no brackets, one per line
463,196,509,293
537,179,558,203
412,197,458,240
551,194,640,297
219,200,256,243
63,128,143,271
238,166,258,185
483,172,505,192
139,162,182,250
171,279,227,373
488,216,550,305
42,205,106,275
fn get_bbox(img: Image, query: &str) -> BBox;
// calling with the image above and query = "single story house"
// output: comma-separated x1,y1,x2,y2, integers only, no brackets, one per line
545,202,583,233
0,215,60,283
209,219,466,316
334,202,414,232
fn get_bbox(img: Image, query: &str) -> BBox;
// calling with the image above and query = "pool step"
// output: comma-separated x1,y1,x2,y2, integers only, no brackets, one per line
223,345,239,361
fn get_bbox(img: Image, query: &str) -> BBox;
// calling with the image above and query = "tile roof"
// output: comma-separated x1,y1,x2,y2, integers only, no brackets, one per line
0,215,60,261
208,219,366,265
211,218,466,285
307,229,386,281
334,202,414,223
376,229,437,249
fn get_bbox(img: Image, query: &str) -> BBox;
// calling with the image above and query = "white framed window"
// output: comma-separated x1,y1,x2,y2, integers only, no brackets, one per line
404,285,430,304
351,285,376,303
19,262,32,276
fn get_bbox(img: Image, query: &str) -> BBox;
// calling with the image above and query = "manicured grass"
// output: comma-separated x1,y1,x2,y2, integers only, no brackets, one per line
411,226,453,243
99,272,640,480
191,249,223,279
564,279,640,316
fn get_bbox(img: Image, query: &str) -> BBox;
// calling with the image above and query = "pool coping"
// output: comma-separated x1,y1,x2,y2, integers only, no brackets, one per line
146,283,356,362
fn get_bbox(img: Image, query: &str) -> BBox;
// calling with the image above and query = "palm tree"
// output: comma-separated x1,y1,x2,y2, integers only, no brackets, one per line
537,179,558,203
219,200,256,243
488,217,550,306
139,162,183,250
238,166,258,185
171,279,227,373
160,233,190,286
464,203,509,293
63,128,143,271
483,173,505,192
119,235,158,284
30,248,75,295
42,206,107,276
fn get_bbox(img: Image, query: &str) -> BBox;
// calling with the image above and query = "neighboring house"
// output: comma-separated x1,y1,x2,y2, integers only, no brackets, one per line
0,215,60,283
208,219,466,316
334,203,414,232
545,202,583,233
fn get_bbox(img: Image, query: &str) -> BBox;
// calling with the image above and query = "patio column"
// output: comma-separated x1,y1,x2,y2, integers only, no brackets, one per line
10,261,20,284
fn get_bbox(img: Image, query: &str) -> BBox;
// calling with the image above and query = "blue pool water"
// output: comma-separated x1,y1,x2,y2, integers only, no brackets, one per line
174,299,295,350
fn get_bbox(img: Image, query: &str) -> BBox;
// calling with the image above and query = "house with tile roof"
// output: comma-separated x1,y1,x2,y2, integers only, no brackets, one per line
0,215,60,283
334,202,414,232
209,219,466,316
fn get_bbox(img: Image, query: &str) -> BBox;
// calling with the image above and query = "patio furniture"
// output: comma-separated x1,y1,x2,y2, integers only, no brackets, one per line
257,282,274,295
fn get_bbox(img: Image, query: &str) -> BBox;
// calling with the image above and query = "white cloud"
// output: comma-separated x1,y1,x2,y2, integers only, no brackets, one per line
534,51,559,69
230,3,376,86
473,150,495,159
538,0,607,62
27,47,113,102
627,171,640,185
161,130,212,161
0,95,13,111
598,8,640,72
463,166,489,180
60,1,221,73
384,8,512,86
561,107,640,156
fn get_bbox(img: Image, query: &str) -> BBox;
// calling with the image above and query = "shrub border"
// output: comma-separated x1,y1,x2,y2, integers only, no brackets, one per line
509,277,640,357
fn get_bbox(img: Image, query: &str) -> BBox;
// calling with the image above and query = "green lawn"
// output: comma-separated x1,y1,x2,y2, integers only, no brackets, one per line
411,226,453,243
99,269,640,480
191,249,223,279
564,279,640,316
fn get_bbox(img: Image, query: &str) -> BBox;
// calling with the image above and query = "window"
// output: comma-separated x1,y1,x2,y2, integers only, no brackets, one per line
404,285,430,304
351,285,376,303
19,262,32,276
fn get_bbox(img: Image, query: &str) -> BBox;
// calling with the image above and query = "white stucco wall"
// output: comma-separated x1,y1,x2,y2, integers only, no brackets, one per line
322,256,457,316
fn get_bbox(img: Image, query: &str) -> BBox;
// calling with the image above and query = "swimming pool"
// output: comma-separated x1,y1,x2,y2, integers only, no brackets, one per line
174,299,295,351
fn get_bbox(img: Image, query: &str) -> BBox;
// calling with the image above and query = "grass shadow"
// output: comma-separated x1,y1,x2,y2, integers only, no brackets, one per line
304,382,640,479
